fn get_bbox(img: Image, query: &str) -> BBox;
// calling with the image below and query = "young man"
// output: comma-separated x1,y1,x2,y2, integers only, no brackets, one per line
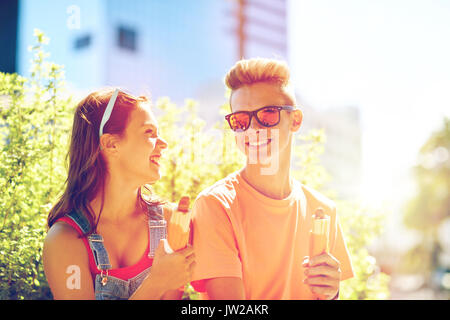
191,58,354,299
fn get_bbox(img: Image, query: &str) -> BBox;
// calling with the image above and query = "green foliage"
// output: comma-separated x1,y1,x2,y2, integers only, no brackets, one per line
292,128,331,191
0,29,72,299
152,99,244,204
336,201,390,299
404,118,449,232
402,118,450,275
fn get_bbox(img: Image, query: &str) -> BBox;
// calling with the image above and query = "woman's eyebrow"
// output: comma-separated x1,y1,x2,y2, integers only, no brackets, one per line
142,123,156,129
142,123,158,135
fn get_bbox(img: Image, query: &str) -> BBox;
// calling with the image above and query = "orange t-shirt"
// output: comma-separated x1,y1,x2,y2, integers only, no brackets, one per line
191,170,354,300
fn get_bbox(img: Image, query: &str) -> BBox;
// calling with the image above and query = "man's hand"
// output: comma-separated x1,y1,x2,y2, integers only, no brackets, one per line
302,253,341,300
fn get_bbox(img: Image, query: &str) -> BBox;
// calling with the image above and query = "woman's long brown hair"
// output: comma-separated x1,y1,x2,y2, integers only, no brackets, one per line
47,88,164,235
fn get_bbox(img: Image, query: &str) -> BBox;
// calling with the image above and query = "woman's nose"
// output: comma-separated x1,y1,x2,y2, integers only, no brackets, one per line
157,137,168,149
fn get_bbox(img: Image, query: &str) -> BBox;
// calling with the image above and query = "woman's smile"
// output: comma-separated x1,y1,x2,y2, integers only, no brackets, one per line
150,154,161,166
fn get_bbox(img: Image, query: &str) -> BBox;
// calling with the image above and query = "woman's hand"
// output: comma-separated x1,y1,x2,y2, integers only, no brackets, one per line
150,239,196,291
302,253,341,300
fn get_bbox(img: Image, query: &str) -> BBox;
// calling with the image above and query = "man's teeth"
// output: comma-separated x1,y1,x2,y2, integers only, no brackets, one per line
248,139,270,147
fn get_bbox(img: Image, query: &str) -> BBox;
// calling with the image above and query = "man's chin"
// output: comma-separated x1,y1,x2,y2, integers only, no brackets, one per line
145,172,161,185
244,153,277,165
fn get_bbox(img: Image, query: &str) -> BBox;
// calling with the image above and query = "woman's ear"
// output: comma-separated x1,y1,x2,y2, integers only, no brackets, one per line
99,133,119,155
290,109,303,132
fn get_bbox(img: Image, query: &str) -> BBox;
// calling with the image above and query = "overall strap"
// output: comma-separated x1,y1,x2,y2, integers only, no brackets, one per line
147,203,164,220
64,210,112,272
66,210,92,235
147,204,167,257
87,232,112,287
87,204,165,269
87,234,112,272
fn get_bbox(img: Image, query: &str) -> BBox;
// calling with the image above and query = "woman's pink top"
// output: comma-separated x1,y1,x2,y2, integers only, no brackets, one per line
56,216,153,281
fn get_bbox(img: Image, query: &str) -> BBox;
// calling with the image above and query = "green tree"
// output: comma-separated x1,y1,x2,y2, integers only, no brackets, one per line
152,98,244,204
336,201,390,299
402,118,450,276
0,29,72,299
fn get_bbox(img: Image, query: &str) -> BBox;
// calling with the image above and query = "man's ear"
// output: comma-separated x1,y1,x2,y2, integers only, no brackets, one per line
290,109,303,132
99,133,119,155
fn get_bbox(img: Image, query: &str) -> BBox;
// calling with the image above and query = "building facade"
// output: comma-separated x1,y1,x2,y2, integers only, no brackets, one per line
0,0,19,74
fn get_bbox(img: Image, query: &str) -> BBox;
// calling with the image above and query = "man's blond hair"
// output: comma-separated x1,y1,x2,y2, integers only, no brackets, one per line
224,58,295,105
225,58,291,90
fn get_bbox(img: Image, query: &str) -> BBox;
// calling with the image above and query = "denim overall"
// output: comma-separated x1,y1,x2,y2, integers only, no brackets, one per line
65,204,167,300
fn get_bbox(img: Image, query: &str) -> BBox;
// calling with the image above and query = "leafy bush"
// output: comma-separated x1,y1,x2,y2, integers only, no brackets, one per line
401,118,449,292
336,201,390,299
0,30,72,299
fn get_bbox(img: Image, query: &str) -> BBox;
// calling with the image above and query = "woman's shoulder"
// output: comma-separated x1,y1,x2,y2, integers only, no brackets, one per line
43,221,95,299
46,220,80,241
44,221,87,258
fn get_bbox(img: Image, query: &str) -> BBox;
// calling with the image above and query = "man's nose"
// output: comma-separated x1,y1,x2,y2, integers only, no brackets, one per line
249,115,263,131
247,118,271,142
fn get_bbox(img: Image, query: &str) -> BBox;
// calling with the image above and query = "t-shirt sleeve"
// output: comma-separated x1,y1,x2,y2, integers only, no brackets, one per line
190,194,242,292
330,207,354,281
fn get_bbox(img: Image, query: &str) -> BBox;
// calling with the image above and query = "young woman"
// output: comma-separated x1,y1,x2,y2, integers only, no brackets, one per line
43,88,195,300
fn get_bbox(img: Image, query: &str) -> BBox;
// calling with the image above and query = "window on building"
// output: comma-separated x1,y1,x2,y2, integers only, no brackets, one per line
74,34,91,50
117,26,137,51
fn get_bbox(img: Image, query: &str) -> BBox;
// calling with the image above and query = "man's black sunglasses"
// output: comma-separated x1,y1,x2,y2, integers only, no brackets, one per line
225,106,295,132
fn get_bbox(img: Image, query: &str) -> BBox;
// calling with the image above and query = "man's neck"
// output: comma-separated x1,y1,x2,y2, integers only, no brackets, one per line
240,158,293,200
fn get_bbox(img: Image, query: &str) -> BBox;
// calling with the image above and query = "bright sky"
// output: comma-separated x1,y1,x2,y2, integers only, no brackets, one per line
289,0,450,206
